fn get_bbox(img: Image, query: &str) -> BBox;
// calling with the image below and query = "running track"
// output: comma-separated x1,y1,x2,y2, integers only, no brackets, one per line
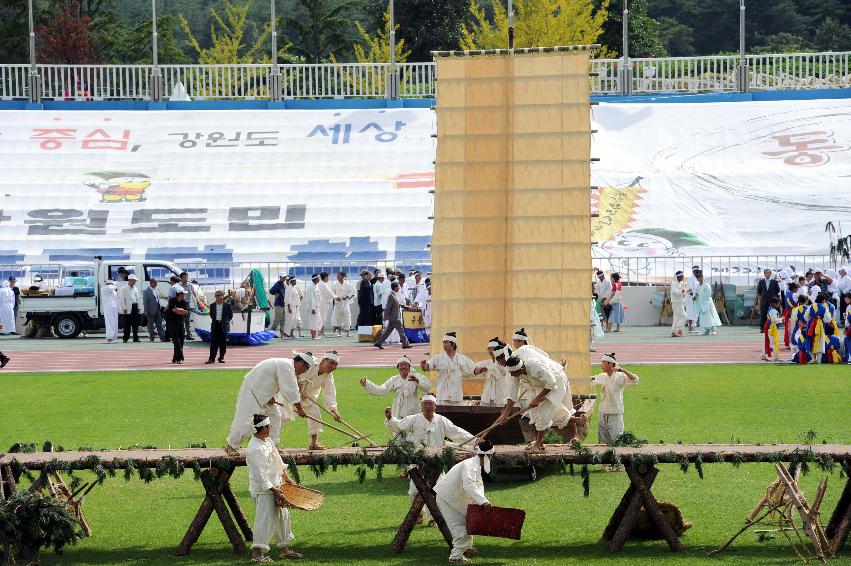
0,327,767,373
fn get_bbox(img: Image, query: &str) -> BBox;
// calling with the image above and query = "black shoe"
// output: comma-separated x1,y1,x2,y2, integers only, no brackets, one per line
0,356,9,368
133,339,141,343
218,359,225,363
402,345,412,349
186,336,195,341
205,359,215,364
374,343,384,349
123,340,128,343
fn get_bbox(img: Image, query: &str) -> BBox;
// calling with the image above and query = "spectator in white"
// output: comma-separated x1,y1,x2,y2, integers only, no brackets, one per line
8,276,19,332
434,440,493,564
591,353,639,445
283,278,301,339
825,269,840,306
372,271,388,325
316,272,336,332
838,266,851,323
686,265,700,333
423,285,432,329
361,356,431,419
179,272,195,341
308,274,323,339
246,414,302,562
593,270,611,324
0,281,15,335
292,278,305,337
102,280,120,344
297,351,342,451
143,278,165,342
411,272,427,305
420,332,476,405
669,270,687,337
332,272,353,336
269,273,288,339
118,274,141,343
473,338,511,407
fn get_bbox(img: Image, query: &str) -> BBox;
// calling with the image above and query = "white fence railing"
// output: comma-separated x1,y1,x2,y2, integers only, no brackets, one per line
1,52,849,101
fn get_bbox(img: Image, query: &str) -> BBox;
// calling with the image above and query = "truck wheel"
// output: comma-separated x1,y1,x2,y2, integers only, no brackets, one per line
54,315,82,339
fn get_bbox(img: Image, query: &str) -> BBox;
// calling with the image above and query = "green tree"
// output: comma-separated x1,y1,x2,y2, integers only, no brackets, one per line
180,0,272,64
597,0,667,58
363,0,471,62
752,32,806,54
0,0,32,63
813,17,851,52
460,0,610,51
350,8,410,64
655,16,694,56
98,15,191,64
284,0,356,63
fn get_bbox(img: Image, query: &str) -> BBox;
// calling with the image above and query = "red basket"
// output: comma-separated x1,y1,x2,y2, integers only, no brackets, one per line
466,505,526,540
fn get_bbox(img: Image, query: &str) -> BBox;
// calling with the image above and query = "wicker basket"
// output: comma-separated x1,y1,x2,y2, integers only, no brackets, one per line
466,505,525,540
276,484,324,511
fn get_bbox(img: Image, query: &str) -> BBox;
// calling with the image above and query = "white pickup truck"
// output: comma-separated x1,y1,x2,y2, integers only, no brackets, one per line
22,259,184,338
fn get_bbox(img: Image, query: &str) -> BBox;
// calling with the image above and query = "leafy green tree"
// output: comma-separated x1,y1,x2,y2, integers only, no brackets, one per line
813,17,851,52
350,8,410,63
98,15,191,64
655,16,694,56
284,0,356,63
597,0,667,57
180,0,272,63
753,32,806,54
460,0,610,51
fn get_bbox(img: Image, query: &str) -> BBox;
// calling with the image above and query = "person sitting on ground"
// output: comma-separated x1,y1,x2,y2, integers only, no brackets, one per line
246,413,302,563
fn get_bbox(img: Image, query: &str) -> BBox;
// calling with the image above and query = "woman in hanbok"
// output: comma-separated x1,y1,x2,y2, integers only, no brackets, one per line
692,271,721,335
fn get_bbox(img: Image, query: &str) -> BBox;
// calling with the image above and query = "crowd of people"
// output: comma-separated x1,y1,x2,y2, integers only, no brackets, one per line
225,332,639,563
667,266,723,337
754,266,851,364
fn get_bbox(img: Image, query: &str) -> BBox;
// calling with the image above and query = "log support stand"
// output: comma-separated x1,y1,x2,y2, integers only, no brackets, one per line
177,466,253,556
603,465,684,553
826,462,851,555
391,467,453,554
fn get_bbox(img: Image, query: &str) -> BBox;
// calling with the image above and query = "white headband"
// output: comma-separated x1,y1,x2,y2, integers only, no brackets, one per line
421,395,437,403
601,354,617,364
506,358,524,372
254,416,271,428
494,345,512,359
323,351,340,363
487,340,500,349
396,356,412,366
512,333,527,341
294,352,315,368
476,444,495,474
442,334,457,344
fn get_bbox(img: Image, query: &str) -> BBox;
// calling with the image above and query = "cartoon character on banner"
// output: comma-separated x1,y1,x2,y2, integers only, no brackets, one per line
83,171,151,203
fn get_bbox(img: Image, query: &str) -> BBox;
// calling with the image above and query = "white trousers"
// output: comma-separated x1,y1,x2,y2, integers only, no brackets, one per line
251,492,294,552
104,309,119,341
334,300,351,329
436,495,472,560
226,381,284,449
671,301,687,333
283,307,298,334
303,399,323,436
598,412,624,445
527,393,574,432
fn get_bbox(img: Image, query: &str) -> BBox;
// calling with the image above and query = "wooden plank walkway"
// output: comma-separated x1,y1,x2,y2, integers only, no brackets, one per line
3,443,850,470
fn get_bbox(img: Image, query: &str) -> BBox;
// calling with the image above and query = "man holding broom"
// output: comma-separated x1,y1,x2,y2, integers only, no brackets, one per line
297,351,344,450
246,413,303,562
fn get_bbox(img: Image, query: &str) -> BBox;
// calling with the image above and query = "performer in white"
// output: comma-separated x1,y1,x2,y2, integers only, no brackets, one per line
433,440,493,564
685,265,700,333
316,272,336,333
225,356,310,454
102,279,120,344
297,351,342,450
669,270,688,337
361,356,431,419
509,328,551,361
473,338,511,407
283,279,302,339
0,281,15,335
308,274,323,339
385,395,474,524
246,413,302,562
590,353,639,445
495,356,574,452
331,272,353,336
420,332,476,405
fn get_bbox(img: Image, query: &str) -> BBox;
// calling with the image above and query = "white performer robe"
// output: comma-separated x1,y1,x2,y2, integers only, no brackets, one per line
693,281,722,331
363,372,431,419
0,283,14,334
427,351,476,405
386,413,474,521
297,360,337,436
591,370,639,444
669,277,688,333
309,286,323,333
509,357,574,431
434,457,490,561
246,436,294,552
686,274,699,322
283,286,301,335
332,281,352,329
475,359,511,407
226,359,302,449
316,280,336,327
293,287,304,326
102,284,120,341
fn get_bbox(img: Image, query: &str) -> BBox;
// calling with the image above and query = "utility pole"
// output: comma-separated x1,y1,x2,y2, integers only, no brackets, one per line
151,0,162,101
27,0,40,103
386,0,398,99
270,0,281,101
738,0,749,92
621,0,631,95
508,0,514,49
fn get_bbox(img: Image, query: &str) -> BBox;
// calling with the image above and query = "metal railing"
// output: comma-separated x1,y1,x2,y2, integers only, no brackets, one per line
2,51,849,102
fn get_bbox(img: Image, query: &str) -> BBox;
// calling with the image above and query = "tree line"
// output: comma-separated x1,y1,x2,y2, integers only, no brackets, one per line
0,0,849,65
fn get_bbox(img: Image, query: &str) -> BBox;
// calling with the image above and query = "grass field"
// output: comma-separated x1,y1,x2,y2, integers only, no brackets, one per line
1,365,850,565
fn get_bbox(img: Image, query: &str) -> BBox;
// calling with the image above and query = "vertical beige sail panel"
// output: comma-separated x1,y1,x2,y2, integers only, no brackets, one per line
432,50,592,392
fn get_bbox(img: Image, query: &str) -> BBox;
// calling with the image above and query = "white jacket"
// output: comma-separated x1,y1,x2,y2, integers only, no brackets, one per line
246,436,286,496
364,373,431,419
117,284,140,313
385,413,473,448
427,352,476,403
433,457,489,514
244,358,302,407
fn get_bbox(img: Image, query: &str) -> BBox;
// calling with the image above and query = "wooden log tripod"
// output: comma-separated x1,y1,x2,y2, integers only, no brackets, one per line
177,466,253,556
826,462,851,555
602,464,684,553
391,467,454,554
